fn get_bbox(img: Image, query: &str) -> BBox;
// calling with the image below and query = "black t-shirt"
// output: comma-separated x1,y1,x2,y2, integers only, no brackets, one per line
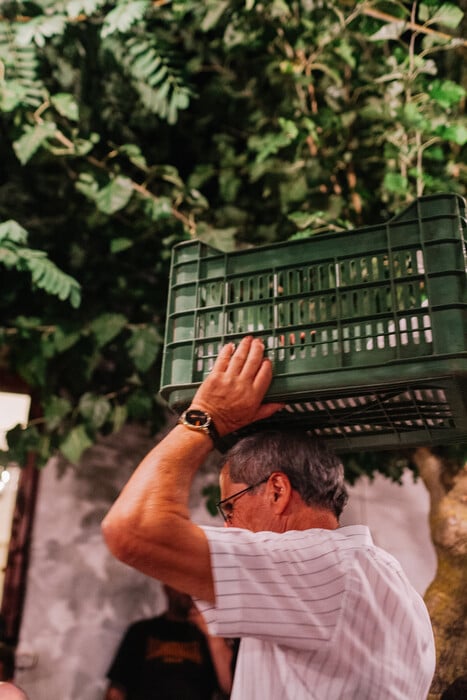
107,616,218,700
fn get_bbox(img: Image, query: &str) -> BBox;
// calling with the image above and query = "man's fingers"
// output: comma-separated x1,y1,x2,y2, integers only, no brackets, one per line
255,401,285,423
225,336,254,373
251,356,273,392
211,342,235,373
228,336,267,379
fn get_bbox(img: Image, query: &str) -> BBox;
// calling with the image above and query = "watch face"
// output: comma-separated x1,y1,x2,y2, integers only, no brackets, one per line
184,409,210,428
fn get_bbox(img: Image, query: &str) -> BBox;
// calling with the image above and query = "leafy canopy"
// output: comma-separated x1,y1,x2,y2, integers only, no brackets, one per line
0,0,465,472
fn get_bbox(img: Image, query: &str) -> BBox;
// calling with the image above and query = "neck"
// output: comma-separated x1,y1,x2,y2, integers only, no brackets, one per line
281,497,339,531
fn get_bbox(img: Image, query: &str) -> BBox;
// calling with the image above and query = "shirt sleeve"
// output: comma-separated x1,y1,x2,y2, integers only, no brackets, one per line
196,526,349,650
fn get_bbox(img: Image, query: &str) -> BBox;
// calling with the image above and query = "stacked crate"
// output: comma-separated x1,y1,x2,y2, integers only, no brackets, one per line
160,194,467,451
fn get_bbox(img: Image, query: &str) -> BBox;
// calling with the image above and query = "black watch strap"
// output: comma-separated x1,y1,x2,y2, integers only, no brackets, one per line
178,409,220,445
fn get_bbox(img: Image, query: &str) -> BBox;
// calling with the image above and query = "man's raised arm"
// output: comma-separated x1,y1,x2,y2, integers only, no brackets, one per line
101,337,282,602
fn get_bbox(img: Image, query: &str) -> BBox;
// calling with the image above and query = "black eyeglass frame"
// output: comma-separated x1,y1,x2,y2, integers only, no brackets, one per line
216,476,269,523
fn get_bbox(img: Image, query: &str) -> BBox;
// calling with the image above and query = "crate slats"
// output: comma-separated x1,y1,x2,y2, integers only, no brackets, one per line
160,193,467,451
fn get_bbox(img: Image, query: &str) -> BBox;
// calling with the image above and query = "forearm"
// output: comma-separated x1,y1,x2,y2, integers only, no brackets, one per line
102,424,215,600
206,635,234,695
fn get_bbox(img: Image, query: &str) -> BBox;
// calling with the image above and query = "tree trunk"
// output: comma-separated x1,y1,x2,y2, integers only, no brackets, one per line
411,448,467,698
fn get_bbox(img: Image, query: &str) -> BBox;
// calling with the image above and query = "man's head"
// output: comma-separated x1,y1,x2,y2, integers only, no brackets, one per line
218,430,348,531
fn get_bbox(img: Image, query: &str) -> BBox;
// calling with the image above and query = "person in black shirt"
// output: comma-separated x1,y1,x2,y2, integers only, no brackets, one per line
104,585,233,700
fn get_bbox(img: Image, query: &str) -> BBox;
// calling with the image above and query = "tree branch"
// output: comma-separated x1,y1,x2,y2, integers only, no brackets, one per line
362,7,467,48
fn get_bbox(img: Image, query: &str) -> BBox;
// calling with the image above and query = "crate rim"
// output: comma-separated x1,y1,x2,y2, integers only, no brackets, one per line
170,192,467,258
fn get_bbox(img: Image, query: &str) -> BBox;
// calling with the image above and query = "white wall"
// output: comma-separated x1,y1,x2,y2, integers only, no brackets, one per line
341,471,437,596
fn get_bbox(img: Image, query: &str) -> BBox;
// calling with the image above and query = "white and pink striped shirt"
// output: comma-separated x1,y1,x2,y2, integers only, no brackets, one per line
197,525,435,699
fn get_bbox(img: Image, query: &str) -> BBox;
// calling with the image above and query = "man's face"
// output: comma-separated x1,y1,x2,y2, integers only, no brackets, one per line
219,464,272,532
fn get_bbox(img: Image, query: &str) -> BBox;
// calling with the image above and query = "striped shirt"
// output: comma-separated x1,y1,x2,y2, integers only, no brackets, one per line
197,525,435,699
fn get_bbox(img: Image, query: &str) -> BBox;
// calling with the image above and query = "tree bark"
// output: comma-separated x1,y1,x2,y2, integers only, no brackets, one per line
411,448,467,698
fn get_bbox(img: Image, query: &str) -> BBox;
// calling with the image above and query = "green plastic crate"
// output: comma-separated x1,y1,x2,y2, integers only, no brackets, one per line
160,193,467,451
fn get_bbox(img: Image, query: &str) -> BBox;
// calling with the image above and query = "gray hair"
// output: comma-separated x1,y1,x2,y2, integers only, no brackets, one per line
221,430,348,519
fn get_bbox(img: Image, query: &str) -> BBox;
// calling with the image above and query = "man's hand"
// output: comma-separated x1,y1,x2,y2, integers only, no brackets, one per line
189,336,284,436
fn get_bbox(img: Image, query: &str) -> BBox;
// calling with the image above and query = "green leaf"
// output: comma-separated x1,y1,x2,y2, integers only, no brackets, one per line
21,250,82,307
101,1,150,38
89,313,128,347
370,20,406,41
201,1,230,31
51,93,79,121
95,176,133,214
401,103,427,129
335,40,356,69
60,425,93,464
126,389,152,419
146,197,172,221
248,119,299,164
74,138,96,156
112,404,128,433
13,123,57,165
119,143,148,170
270,0,291,18
67,0,106,17
436,123,467,145
3,424,40,465
79,393,112,429
51,325,82,353
16,15,67,48
0,220,28,244
126,326,162,372
202,483,221,517
0,80,29,111
423,145,445,161
110,237,133,253
43,396,73,431
0,223,81,307
219,169,241,203
430,3,463,29
75,172,100,200
288,211,322,230
383,172,408,194
197,225,237,252
17,352,47,388
15,316,42,330
429,79,466,109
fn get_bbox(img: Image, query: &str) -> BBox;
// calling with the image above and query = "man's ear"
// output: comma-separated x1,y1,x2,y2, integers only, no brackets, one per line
269,472,292,514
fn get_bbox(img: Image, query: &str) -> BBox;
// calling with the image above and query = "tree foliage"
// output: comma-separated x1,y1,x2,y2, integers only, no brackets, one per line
0,0,466,468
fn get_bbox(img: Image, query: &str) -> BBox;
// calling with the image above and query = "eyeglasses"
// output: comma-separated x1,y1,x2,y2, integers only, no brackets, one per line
216,477,269,523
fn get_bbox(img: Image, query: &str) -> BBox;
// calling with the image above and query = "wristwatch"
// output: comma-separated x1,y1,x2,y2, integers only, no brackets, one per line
178,408,220,445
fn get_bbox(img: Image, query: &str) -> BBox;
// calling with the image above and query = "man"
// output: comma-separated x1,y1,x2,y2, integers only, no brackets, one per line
104,584,233,700
103,336,435,699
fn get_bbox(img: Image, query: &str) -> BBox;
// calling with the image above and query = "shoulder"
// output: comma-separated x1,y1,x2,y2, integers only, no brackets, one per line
200,525,375,584
201,523,374,557
201,524,410,588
